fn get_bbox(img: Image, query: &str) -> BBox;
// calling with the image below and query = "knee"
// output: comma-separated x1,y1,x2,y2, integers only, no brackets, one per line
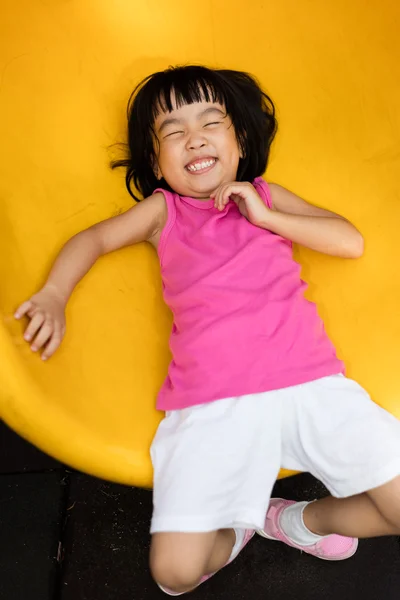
150,553,205,594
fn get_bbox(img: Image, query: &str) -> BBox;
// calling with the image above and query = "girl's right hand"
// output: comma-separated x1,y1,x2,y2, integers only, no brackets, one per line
14,285,67,360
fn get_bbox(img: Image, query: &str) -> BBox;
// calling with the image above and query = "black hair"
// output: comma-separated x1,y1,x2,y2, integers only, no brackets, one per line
111,65,277,202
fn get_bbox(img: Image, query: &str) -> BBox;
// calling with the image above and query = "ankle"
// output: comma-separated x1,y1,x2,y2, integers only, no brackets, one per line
302,501,333,537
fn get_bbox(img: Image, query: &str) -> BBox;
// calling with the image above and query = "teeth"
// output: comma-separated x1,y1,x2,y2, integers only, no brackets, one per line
187,159,216,172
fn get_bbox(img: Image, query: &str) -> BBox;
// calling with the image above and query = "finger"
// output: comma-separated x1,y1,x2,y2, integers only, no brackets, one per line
23,312,46,342
213,185,223,210
215,184,231,211
14,300,34,320
30,320,55,352
210,185,223,209
41,328,64,360
222,183,248,209
219,184,235,210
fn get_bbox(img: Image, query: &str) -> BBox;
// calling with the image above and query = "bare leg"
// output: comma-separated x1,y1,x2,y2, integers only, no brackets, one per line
303,477,400,538
205,529,236,573
150,529,235,594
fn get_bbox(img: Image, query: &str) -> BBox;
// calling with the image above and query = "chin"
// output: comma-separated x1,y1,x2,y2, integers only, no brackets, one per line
190,177,224,194
190,187,217,199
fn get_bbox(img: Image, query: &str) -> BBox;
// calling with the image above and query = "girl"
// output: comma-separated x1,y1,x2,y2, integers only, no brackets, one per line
15,66,400,596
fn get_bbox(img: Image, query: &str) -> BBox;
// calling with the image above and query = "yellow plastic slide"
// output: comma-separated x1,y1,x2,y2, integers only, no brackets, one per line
1,1,399,487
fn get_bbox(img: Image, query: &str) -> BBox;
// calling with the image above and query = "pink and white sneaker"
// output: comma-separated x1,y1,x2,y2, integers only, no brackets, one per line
159,529,255,596
257,498,358,561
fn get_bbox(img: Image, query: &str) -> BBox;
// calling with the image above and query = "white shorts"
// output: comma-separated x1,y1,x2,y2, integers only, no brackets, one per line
150,375,400,534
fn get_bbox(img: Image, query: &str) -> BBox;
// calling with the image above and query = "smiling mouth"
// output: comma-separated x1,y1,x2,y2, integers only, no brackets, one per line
185,158,217,174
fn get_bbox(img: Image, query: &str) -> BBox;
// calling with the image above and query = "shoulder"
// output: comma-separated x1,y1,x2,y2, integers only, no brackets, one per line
252,178,284,205
253,178,288,211
265,182,288,210
141,191,168,238
142,190,167,207
268,182,304,211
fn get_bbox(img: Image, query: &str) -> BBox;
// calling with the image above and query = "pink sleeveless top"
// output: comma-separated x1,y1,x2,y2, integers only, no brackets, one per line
155,177,344,411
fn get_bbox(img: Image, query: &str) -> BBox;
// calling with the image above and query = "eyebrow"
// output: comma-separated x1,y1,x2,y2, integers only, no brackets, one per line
158,107,226,134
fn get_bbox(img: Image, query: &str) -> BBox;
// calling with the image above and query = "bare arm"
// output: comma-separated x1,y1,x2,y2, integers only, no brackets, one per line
41,192,166,303
265,184,364,258
213,181,364,259
15,192,166,358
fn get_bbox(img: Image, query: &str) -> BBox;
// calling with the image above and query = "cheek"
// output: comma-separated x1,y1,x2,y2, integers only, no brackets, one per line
222,132,241,160
159,143,181,168
227,144,241,165
158,146,185,181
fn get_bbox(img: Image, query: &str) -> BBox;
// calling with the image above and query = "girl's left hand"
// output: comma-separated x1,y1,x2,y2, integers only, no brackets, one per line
211,181,270,227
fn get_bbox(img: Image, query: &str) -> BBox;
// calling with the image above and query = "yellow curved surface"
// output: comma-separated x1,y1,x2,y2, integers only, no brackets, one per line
1,0,399,487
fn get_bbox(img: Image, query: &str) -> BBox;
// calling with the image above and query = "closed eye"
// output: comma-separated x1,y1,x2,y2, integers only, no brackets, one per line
164,130,184,138
204,121,222,127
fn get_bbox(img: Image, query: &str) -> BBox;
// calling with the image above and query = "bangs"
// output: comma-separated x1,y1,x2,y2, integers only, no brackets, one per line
114,65,277,201
137,66,229,123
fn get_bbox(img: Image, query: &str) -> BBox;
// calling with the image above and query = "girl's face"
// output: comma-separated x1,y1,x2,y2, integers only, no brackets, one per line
153,99,242,199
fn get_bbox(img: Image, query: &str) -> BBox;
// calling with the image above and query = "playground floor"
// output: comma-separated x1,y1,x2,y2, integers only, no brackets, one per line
1,420,400,600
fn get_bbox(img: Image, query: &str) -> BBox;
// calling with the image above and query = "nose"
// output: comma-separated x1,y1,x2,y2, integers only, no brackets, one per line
186,131,207,151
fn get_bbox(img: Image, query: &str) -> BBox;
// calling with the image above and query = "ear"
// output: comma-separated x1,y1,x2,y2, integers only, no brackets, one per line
151,157,163,180
239,137,246,159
